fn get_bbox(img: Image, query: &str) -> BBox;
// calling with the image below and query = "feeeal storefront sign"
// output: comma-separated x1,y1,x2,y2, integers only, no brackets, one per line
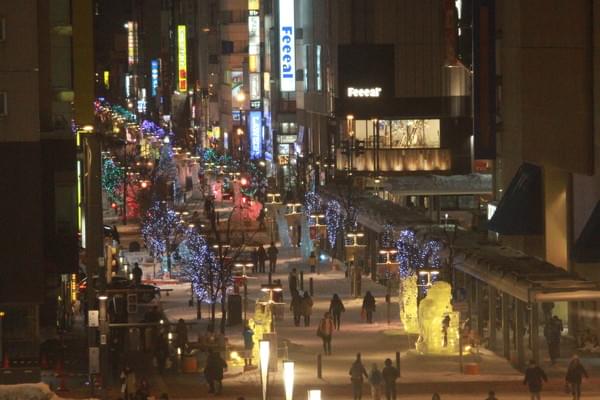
249,111,262,159
279,0,295,92
177,25,187,92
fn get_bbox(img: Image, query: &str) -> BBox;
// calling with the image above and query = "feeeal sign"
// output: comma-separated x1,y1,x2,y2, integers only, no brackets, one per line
249,111,262,159
279,0,295,92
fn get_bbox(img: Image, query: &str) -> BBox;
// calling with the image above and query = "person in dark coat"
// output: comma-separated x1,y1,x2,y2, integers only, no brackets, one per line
290,290,302,326
175,319,188,350
251,248,258,273
329,294,346,330
566,355,588,400
154,333,169,375
204,350,227,394
349,353,369,400
267,242,279,272
381,358,399,400
242,325,254,366
362,291,376,324
544,315,563,364
523,360,547,400
257,245,267,273
288,268,298,292
132,262,143,286
301,291,314,327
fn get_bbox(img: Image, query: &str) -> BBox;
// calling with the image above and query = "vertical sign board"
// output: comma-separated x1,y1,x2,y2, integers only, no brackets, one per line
279,0,295,92
473,0,496,159
151,59,160,96
249,111,262,159
177,25,188,92
127,21,138,65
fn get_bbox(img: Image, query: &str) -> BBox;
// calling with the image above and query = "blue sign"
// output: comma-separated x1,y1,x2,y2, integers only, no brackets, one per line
249,111,262,159
151,59,160,96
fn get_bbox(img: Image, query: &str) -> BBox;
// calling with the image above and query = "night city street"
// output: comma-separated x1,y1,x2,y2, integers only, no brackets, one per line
2,1,600,399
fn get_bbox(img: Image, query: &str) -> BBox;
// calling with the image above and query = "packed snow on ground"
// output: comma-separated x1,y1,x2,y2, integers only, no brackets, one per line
0,383,97,400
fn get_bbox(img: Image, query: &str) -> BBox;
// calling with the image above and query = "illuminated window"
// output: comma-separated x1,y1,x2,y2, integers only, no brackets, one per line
303,44,310,92
352,119,440,149
0,92,7,116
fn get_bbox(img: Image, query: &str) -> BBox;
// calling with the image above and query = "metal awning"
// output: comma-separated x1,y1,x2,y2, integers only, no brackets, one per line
381,173,493,196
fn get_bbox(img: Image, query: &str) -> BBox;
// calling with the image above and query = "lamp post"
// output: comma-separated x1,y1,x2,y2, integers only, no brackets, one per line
0,310,4,365
98,294,109,399
283,360,295,400
259,340,270,400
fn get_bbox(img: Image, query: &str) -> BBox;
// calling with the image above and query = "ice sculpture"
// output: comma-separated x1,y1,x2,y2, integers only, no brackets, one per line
415,281,459,354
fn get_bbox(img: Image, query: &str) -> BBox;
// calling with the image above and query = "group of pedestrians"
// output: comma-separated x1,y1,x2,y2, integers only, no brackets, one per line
349,353,399,400
252,242,278,273
523,356,589,400
290,289,313,326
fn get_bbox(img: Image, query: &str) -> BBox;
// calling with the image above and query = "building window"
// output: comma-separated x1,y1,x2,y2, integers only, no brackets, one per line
303,45,310,92
0,17,5,41
316,45,322,92
352,119,441,149
0,92,7,116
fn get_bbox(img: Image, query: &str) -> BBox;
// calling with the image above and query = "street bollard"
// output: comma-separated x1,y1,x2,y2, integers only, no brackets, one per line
317,353,322,379
309,278,314,296
300,271,304,291
396,351,401,377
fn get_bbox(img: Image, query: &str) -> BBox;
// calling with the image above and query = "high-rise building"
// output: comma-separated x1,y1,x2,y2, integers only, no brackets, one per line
0,0,94,383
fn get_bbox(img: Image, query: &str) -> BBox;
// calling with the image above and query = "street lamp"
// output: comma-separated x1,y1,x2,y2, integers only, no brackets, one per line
259,340,270,400
283,360,295,400
418,269,440,287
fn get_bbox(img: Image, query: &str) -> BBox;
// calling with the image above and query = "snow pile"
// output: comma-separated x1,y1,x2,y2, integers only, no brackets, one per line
0,383,97,400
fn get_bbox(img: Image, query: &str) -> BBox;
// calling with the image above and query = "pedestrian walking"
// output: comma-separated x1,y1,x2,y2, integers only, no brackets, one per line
349,353,369,400
290,290,302,326
566,355,588,400
382,358,399,400
362,291,376,324
308,251,317,273
544,315,563,364
317,312,334,355
251,247,258,273
132,262,143,286
267,242,279,272
120,366,137,400
242,325,254,366
484,390,498,400
523,360,548,400
257,244,267,273
154,333,169,375
329,293,346,330
204,350,227,394
288,268,299,292
369,364,383,400
175,318,188,350
301,291,313,326
258,208,266,230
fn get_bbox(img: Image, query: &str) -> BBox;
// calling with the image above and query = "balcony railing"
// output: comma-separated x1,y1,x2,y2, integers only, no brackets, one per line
336,148,451,172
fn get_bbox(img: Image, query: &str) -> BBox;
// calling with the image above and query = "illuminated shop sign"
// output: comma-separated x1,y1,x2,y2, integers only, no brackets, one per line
279,0,295,92
249,0,260,10
151,59,159,96
250,73,261,101
127,21,138,65
248,14,260,56
177,25,187,92
249,111,262,159
347,87,382,98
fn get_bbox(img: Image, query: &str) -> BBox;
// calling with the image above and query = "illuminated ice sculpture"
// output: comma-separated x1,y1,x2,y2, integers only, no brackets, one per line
415,281,459,354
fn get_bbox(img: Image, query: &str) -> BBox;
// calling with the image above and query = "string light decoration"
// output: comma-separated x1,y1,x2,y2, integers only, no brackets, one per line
101,154,123,204
179,229,222,304
325,200,344,248
141,201,185,273
140,120,166,138
396,230,443,333
304,191,322,217
156,142,178,185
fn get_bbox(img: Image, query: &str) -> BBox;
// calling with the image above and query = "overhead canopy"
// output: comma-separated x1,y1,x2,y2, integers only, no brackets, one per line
572,201,600,263
380,173,492,196
488,162,543,235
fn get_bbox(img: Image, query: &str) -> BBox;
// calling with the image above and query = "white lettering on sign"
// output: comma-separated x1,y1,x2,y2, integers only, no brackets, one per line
347,87,382,98
279,0,295,92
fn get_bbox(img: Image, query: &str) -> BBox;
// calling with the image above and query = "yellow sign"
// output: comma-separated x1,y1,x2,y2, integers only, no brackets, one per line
177,25,187,92
103,70,110,89
249,0,260,10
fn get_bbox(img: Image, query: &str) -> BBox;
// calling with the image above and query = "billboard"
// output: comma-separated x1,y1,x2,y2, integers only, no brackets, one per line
279,0,295,92
177,25,187,92
151,59,159,96
249,111,262,159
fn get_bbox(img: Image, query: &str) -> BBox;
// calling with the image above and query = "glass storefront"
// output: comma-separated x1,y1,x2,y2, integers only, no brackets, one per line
352,119,440,149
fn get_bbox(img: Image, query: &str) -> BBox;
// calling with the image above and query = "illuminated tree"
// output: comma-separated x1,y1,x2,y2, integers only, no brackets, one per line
102,154,123,205
156,142,178,185
325,200,344,249
141,201,185,275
